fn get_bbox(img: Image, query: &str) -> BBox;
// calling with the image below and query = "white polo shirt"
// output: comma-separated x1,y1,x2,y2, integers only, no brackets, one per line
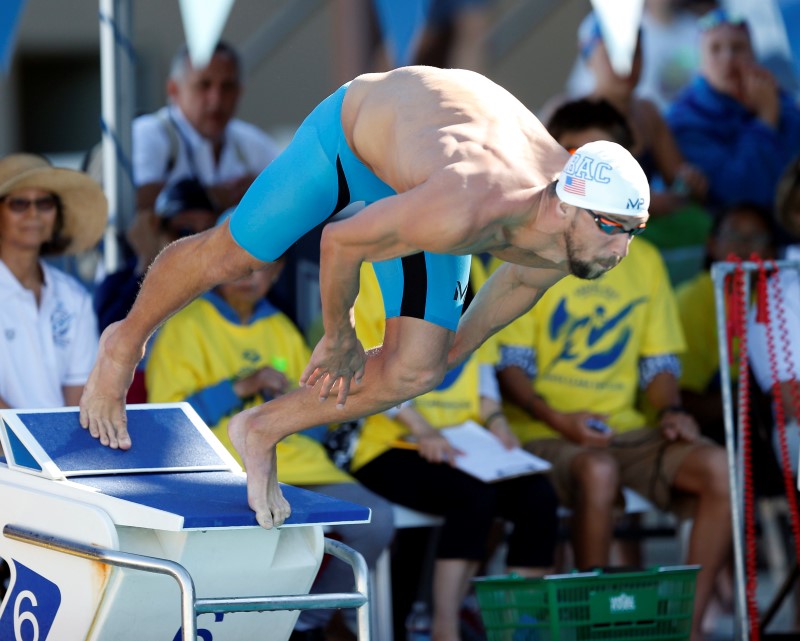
748,246,800,392
0,260,98,408
132,105,281,188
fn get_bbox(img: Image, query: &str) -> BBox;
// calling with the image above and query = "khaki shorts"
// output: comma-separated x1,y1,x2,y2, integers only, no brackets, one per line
526,427,716,515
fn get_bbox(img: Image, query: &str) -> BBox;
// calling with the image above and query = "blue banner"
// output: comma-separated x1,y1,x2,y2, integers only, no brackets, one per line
0,0,26,72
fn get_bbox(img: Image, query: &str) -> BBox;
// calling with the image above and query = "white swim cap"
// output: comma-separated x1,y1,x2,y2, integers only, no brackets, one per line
556,141,649,216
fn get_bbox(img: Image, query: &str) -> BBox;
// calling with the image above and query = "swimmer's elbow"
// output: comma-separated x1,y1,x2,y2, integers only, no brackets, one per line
321,223,368,264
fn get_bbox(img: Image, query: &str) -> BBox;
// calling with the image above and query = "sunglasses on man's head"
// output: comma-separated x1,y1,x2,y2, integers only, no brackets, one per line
1,196,58,213
583,208,646,237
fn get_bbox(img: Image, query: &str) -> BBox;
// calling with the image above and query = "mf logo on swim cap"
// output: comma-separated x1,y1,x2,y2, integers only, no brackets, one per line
626,197,645,210
563,153,612,184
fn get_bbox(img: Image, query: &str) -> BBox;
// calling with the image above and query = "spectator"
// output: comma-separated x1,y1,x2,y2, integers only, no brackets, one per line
94,178,218,403
495,236,731,641
145,254,394,641
546,98,635,154
350,261,559,641
667,9,800,213
0,154,106,409
552,12,707,219
677,202,778,445
748,157,800,475
133,41,280,215
636,0,710,113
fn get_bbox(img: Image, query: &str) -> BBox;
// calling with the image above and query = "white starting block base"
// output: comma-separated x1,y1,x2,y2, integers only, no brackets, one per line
0,404,371,641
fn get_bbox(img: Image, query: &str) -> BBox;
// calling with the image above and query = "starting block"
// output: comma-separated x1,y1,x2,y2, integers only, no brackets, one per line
0,403,371,641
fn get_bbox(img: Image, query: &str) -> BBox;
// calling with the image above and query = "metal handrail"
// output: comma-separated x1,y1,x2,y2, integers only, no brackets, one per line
3,524,370,641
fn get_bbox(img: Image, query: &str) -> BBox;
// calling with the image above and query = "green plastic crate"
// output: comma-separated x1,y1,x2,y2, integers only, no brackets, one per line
473,565,700,641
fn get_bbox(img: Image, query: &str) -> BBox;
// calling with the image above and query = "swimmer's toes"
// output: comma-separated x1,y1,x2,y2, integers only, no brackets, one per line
256,509,275,530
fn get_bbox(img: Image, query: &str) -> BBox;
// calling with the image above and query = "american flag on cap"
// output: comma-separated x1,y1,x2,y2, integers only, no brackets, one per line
563,175,586,196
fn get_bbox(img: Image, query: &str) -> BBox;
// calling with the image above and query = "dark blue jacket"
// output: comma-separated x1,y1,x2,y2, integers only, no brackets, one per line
667,76,800,211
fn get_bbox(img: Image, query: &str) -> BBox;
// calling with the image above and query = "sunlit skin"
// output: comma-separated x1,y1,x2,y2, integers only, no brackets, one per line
565,206,638,279
167,51,241,144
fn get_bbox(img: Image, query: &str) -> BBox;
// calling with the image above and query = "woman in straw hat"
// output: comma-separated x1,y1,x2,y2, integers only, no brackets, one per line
0,153,107,409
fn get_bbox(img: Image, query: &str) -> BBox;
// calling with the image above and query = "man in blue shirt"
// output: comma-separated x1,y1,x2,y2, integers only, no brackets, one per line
667,9,800,213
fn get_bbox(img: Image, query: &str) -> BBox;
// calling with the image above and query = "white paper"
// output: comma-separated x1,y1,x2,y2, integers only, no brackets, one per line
441,421,551,483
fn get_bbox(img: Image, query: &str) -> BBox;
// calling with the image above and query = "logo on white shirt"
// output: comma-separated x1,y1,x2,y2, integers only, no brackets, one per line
51,301,73,348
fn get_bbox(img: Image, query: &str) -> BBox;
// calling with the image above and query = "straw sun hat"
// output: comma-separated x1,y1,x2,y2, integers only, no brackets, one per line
0,153,108,255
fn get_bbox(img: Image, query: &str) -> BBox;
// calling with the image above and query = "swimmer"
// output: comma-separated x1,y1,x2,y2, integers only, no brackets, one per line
80,65,650,529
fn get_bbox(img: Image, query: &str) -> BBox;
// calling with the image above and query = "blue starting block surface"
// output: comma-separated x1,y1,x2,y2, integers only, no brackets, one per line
0,404,238,479
0,404,371,530
74,472,370,529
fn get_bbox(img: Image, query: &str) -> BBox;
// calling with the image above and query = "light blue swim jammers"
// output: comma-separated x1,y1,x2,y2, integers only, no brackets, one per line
229,84,471,332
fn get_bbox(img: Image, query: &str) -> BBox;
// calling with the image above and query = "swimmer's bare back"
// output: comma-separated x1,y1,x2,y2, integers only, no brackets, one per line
342,66,567,199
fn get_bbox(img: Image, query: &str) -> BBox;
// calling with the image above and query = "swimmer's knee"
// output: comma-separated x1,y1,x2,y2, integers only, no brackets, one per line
382,357,446,401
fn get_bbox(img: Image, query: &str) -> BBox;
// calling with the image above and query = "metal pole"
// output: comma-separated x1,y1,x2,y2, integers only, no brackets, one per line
324,537,371,641
98,0,135,275
711,257,800,639
4,526,372,641
4,523,198,641
711,260,749,641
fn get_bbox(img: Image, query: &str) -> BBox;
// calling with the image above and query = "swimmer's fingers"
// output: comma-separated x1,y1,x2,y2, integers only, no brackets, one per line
354,361,366,385
300,362,321,388
335,376,353,408
318,373,337,402
80,397,132,450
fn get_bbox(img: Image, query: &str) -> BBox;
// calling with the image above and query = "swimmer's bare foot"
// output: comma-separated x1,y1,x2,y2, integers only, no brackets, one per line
229,409,291,529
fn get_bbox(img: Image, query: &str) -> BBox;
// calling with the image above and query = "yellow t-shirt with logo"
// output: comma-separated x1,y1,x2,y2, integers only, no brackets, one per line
351,260,497,470
147,292,351,485
497,238,686,442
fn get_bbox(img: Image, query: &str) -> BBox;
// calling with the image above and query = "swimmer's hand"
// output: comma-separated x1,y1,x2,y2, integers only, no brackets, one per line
301,332,366,408
446,331,473,371
79,322,143,450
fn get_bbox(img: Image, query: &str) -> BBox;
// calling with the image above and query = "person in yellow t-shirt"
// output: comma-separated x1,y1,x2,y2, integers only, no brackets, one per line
350,261,559,641
496,236,730,641
146,257,394,641
677,202,777,446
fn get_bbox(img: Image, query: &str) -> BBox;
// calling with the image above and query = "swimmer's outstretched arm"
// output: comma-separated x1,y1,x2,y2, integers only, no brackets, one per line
448,262,564,369
79,220,266,449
